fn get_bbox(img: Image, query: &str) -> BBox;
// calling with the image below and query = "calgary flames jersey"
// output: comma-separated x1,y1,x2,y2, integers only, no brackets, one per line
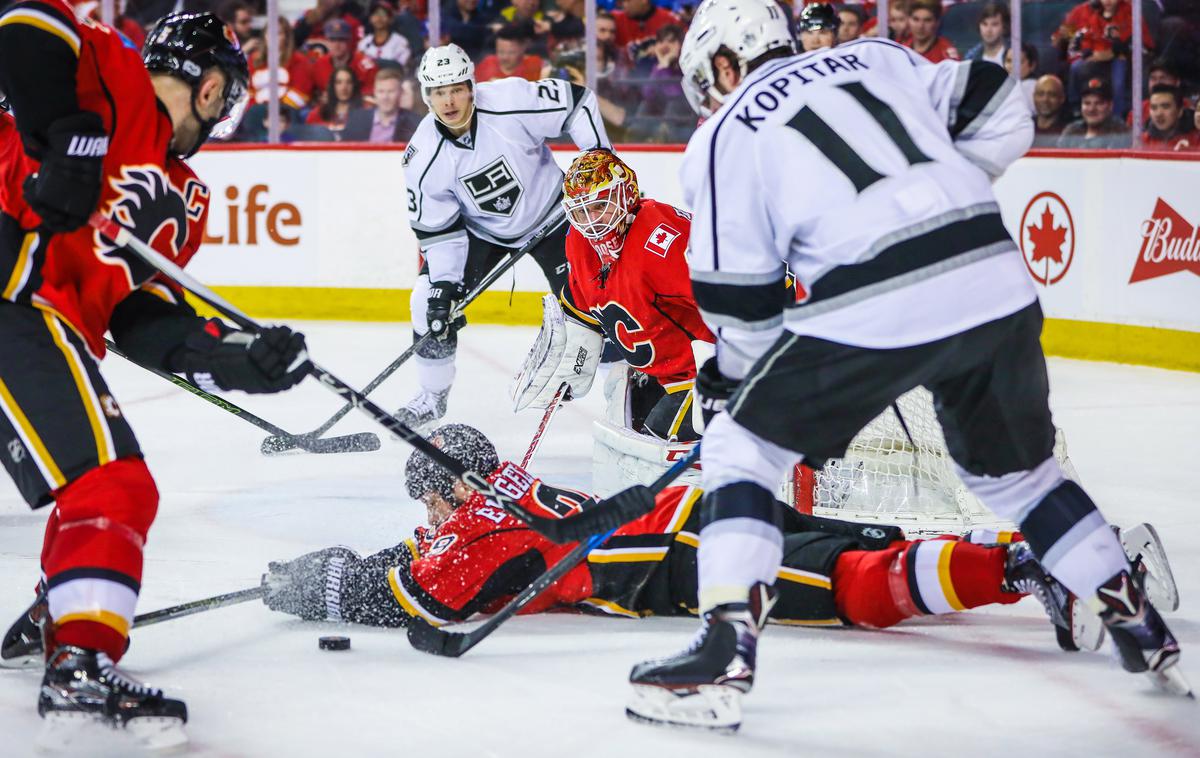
0,0,209,358
561,199,714,386
384,461,703,625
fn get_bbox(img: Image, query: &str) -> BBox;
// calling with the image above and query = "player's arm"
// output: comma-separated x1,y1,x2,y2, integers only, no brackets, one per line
514,77,611,150
914,54,1033,178
109,281,309,394
406,138,469,284
0,0,107,232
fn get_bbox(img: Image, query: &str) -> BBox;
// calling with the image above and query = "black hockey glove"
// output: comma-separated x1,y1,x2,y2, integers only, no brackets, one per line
23,111,108,234
262,546,358,621
696,357,741,427
427,280,467,340
181,320,311,394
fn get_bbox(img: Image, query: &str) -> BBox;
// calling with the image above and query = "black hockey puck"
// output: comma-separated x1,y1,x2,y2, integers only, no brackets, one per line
318,636,351,651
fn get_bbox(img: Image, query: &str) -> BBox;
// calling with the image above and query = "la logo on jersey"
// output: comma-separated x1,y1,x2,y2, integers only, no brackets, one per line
645,223,680,258
461,157,522,217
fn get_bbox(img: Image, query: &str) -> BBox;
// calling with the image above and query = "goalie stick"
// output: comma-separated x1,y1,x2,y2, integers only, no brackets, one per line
406,445,701,657
89,213,616,544
104,340,381,455
259,211,568,455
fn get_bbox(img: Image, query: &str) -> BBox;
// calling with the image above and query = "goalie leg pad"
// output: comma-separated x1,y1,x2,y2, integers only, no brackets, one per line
511,294,603,411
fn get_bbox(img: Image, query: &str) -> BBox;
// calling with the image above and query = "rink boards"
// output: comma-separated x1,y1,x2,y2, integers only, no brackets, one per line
186,145,1200,371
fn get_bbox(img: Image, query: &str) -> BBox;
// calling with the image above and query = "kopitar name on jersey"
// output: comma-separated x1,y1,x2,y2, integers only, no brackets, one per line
733,51,870,131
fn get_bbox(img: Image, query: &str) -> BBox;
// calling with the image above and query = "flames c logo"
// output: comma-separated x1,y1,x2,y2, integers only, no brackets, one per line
596,302,655,369
96,165,200,287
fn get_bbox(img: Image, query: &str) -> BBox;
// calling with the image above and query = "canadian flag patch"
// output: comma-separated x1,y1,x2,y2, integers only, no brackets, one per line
644,223,680,258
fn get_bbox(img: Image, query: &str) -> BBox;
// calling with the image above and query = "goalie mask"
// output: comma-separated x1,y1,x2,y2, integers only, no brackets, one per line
561,149,641,265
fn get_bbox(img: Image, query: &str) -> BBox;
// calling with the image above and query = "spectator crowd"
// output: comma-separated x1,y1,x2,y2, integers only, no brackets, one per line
93,0,1200,149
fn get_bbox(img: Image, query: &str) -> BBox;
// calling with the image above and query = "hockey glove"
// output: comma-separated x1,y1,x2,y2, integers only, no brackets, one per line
182,320,311,394
24,111,108,234
696,357,741,427
427,281,467,340
262,547,358,621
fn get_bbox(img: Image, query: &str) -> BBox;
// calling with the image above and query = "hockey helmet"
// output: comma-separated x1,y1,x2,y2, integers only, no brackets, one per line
562,149,641,265
797,2,839,32
679,0,795,116
143,12,249,156
418,44,476,126
404,424,500,504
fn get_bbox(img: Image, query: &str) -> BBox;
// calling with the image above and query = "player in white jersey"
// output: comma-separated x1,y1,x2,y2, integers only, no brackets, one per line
623,0,1190,732
396,44,610,428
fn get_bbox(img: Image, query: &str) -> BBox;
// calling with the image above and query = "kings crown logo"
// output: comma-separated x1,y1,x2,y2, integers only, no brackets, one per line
461,158,523,217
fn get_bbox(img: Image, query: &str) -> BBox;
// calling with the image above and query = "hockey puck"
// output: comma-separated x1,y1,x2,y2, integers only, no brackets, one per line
318,636,351,651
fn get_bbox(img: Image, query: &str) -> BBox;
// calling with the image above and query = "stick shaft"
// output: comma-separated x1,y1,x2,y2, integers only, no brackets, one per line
265,212,565,448
520,383,569,468
133,586,267,628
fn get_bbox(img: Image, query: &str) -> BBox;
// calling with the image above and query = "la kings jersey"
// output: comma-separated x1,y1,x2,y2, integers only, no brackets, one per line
682,39,1037,378
404,77,610,283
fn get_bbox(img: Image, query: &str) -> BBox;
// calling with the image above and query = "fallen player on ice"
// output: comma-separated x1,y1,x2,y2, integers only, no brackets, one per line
258,424,1174,652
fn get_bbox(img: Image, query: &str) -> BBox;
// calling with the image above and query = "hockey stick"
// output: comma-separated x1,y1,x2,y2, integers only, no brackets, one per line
104,340,381,455
406,445,701,657
521,383,570,467
259,211,567,455
131,585,267,628
89,213,592,542
6,586,267,661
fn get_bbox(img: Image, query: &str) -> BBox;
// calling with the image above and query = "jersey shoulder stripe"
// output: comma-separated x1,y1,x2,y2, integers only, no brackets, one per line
0,0,81,56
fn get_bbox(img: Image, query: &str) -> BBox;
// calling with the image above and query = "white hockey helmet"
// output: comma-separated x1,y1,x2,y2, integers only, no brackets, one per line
679,0,795,116
417,43,476,110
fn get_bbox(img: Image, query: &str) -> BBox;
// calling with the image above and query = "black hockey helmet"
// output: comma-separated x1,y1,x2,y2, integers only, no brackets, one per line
798,3,840,32
143,12,249,156
404,424,500,503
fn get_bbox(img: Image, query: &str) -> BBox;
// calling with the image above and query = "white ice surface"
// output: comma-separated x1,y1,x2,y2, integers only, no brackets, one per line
1,322,1198,757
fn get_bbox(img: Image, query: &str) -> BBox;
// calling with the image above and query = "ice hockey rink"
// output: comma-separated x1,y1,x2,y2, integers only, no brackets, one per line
0,321,1197,757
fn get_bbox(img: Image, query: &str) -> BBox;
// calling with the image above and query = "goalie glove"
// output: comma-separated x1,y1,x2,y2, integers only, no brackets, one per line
512,293,603,411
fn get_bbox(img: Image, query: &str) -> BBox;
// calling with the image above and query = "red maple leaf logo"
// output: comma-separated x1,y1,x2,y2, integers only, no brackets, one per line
1027,204,1067,264
654,231,667,244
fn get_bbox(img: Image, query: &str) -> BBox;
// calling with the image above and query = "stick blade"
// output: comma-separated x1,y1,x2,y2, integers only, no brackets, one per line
261,432,381,456
260,434,302,455
407,618,471,658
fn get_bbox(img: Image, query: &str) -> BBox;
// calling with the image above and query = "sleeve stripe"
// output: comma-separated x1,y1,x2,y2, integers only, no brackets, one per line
0,9,80,56
387,567,450,626
138,282,178,304
560,294,600,326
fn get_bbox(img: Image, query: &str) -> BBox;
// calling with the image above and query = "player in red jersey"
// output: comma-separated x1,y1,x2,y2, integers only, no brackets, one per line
514,149,720,441
261,424,1100,650
0,6,309,748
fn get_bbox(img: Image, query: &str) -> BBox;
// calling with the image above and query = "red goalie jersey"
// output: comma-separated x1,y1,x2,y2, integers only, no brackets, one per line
561,199,714,387
0,0,209,358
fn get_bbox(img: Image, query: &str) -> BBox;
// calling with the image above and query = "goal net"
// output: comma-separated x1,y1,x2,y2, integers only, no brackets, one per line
785,387,1076,534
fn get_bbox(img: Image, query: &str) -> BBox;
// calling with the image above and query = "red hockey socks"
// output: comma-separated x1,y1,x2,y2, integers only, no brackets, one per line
42,457,158,662
833,539,1021,629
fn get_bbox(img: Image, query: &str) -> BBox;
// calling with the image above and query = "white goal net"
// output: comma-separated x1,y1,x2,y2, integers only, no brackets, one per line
786,387,1076,534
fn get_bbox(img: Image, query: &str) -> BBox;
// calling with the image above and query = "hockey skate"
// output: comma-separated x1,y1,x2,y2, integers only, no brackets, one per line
393,388,449,435
37,645,188,752
626,584,775,733
1095,569,1193,698
1002,542,1104,653
1,587,46,669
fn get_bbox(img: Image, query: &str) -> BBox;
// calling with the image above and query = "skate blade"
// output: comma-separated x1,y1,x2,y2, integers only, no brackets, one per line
1147,651,1194,699
1121,523,1180,612
1068,598,1105,652
626,684,742,734
36,711,188,754
125,715,189,752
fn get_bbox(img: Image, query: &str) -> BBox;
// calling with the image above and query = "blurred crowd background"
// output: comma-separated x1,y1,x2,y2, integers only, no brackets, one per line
74,0,1200,149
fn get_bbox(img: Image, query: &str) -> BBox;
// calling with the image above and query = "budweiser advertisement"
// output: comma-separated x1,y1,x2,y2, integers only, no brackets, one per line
1131,198,1200,284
